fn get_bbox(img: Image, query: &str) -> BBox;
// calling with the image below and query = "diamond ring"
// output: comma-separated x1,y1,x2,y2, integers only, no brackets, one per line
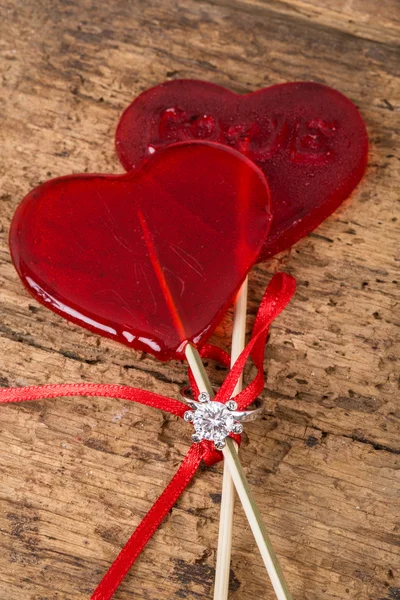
183,392,264,451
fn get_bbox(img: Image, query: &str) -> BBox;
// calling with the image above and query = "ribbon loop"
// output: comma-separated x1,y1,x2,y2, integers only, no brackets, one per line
216,272,296,409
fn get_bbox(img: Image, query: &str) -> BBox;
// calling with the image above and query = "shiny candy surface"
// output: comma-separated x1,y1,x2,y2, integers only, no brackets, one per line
10,142,272,361
116,80,368,260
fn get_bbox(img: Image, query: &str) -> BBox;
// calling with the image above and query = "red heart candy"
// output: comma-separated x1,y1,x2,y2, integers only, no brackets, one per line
10,142,272,361
116,81,368,260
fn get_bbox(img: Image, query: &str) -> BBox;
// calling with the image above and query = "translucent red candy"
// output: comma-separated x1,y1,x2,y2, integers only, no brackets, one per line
116,81,368,260
10,142,272,361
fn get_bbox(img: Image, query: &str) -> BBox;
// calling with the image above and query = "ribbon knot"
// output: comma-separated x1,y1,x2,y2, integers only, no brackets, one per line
0,272,295,600
199,436,240,467
201,439,225,466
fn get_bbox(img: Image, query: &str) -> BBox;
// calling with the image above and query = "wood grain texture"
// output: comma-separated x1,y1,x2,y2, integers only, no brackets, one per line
0,1,399,599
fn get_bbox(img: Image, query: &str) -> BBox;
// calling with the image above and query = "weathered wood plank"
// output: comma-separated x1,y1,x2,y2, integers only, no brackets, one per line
0,0,398,598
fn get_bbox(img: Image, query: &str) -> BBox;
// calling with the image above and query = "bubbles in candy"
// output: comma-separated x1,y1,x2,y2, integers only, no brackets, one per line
116,80,368,260
10,142,272,361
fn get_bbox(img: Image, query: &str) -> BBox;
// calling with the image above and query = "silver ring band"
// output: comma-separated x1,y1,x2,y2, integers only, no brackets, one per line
230,404,264,422
182,394,264,421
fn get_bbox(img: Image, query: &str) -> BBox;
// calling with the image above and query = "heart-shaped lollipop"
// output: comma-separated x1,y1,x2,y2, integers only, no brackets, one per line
10,141,272,361
116,80,368,260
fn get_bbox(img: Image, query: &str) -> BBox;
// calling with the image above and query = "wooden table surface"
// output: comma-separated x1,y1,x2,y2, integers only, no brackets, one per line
0,1,399,599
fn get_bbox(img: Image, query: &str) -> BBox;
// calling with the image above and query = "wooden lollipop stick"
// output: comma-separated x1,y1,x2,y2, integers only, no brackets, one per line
184,343,293,600
213,277,247,600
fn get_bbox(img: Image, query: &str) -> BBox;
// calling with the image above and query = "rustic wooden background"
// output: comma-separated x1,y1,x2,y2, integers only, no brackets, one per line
0,1,399,599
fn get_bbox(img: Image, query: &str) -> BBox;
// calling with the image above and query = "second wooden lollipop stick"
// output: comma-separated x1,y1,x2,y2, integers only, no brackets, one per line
214,278,247,600
184,343,293,600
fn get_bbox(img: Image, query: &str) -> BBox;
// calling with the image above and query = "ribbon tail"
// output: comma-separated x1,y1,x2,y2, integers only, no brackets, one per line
91,443,204,600
0,383,187,417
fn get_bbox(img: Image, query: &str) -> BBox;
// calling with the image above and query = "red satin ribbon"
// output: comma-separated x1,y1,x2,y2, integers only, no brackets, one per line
0,272,296,599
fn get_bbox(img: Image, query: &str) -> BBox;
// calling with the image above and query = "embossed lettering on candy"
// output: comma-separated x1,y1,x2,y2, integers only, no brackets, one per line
116,81,368,260
10,142,272,361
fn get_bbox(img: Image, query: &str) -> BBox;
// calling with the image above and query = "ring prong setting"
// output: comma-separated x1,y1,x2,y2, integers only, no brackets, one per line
186,396,262,447
184,411,194,422
215,440,226,451
226,399,238,411
198,392,210,403
232,422,244,434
